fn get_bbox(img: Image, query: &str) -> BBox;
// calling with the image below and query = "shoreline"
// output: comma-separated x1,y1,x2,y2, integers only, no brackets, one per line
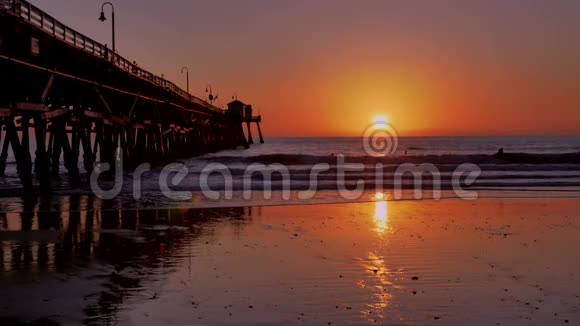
0,188,580,214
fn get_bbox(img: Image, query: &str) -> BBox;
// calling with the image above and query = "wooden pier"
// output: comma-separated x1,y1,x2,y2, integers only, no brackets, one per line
0,0,264,194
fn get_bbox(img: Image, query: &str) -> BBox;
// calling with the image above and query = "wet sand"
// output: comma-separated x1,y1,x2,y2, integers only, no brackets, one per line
1,197,580,325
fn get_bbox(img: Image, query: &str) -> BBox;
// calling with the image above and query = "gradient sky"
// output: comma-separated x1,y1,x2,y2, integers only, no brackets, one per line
31,0,580,137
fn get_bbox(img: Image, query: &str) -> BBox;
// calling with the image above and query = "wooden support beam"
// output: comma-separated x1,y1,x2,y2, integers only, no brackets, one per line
239,123,249,149
43,106,67,119
92,121,102,161
256,121,265,144
112,115,127,126
83,110,104,120
155,125,165,162
0,109,11,117
95,88,113,114
15,102,49,112
46,122,55,170
124,125,135,167
100,122,115,172
69,112,81,186
41,73,55,103
20,115,33,173
33,114,51,190
118,125,130,168
0,118,7,176
79,117,93,174
133,126,146,165
4,116,33,191
246,120,254,145
50,117,63,176
112,125,120,165
128,96,139,118
59,122,76,179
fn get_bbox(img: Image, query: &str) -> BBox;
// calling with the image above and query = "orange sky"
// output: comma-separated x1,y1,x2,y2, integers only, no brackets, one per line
34,0,580,137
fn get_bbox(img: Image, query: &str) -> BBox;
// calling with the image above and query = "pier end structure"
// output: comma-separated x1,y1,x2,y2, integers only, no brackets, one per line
227,100,264,146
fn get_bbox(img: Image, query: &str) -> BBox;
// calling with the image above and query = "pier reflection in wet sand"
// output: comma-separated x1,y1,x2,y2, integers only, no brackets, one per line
1,197,580,325
0,196,252,325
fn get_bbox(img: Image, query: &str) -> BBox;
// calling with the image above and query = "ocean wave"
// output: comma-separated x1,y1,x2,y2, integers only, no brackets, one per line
1,152,580,198
200,152,580,166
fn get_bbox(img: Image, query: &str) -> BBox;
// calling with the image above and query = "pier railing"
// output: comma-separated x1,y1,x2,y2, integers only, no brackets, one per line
0,0,223,114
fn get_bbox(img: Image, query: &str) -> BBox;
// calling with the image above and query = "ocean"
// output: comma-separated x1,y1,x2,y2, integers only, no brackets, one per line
205,135,580,157
1,135,580,211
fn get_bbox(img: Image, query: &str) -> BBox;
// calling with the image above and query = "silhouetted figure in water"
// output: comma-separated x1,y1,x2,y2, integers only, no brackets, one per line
492,147,505,159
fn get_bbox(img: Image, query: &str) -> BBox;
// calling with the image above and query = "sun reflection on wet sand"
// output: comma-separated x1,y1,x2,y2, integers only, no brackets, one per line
355,197,399,321
360,251,394,321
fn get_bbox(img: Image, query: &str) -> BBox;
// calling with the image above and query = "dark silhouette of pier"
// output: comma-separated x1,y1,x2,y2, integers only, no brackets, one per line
0,0,264,194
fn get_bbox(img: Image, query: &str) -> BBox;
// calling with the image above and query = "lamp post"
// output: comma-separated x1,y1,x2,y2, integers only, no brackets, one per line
98,2,115,53
181,66,190,94
206,84,218,104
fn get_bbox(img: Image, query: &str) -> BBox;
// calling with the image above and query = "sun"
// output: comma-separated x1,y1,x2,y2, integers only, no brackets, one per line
374,115,388,127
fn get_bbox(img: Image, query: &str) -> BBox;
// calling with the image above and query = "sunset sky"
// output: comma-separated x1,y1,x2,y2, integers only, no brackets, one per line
32,0,580,137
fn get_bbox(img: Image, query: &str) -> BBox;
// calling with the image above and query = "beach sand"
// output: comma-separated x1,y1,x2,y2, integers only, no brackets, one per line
1,198,579,325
